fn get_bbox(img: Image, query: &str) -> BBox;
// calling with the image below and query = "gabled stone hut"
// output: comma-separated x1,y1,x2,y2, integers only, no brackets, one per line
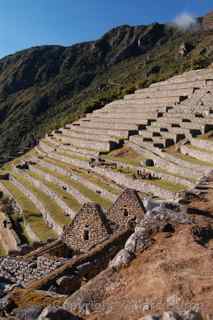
62,203,111,254
107,189,145,232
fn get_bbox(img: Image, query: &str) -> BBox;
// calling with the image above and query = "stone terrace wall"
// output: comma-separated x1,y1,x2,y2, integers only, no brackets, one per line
10,176,63,236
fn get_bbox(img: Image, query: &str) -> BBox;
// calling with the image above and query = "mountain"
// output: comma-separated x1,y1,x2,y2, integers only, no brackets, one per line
0,12,213,163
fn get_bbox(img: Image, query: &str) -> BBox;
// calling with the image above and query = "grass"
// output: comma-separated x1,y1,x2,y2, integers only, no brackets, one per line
1,180,56,242
187,143,213,154
103,146,145,166
56,149,89,162
170,151,213,167
148,178,186,192
33,161,112,209
28,170,81,213
0,243,6,256
12,172,70,226
43,156,121,195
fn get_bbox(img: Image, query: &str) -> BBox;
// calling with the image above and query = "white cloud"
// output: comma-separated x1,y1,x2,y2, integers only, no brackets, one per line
173,12,197,30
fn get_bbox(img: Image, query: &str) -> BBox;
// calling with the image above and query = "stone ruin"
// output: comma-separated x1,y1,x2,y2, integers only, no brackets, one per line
62,189,145,254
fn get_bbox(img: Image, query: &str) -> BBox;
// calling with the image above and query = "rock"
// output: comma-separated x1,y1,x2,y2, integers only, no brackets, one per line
162,311,182,320
38,306,78,320
109,249,134,270
142,315,161,320
181,310,203,320
56,275,81,294
143,198,160,212
0,295,15,314
125,230,151,254
13,305,43,320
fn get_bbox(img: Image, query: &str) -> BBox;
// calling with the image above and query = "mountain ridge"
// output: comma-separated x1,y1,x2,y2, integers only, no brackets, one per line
0,12,212,163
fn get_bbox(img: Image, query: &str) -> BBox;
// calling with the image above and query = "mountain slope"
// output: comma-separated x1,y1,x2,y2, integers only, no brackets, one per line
0,15,213,163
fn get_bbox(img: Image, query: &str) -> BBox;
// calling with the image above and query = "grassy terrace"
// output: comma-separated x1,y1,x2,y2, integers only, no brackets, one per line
34,161,112,209
0,243,6,256
28,170,81,213
1,180,56,242
56,149,89,162
111,166,185,192
167,150,213,167
102,146,194,186
186,143,213,154
12,172,70,226
103,146,145,166
42,156,121,195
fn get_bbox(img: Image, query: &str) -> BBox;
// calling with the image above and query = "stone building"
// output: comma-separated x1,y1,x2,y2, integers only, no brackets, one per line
107,189,145,232
62,203,111,254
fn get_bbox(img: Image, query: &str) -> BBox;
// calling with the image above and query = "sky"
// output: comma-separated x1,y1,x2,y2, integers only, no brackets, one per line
0,0,212,58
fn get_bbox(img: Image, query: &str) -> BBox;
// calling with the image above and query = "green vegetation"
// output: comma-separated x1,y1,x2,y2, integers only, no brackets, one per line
28,170,81,212
12,172,70,226
33,160,112,209
1,180,56,242
42,156,121,195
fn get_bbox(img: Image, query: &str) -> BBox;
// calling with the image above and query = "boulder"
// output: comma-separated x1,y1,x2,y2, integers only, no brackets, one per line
181,310,203,320
13,305,43,320
56,275,81,295
125,230,151,254
38,306,78,320
109,249,134,270
162,311,182,320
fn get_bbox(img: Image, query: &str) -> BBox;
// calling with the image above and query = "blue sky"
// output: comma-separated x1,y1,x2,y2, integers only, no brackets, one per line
0,0,212,58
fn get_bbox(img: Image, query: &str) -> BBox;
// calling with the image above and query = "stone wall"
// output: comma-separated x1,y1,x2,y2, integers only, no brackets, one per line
91,166,178,200
190,138,213,151
29,165,89,205
10,176,63,236
107,189,144,232
62,203,111,254
22,171,76,219
181,145,213,163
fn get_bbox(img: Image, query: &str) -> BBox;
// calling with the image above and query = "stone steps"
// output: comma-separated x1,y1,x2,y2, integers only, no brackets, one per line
85,112,159,122
150,119,207,134
68,126,130,139
139,128,183,143
143,126,188,139
55,130,121,144
45,135,99,157
126,88,194,99
73,120,139,131
129,135,173,149
0,180,56,243
52,134,113,152
87,110,162,119
122,95,182,105
137,80,209,92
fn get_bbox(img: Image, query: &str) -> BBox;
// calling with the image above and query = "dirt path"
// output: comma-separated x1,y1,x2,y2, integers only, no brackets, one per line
0,211,18,253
